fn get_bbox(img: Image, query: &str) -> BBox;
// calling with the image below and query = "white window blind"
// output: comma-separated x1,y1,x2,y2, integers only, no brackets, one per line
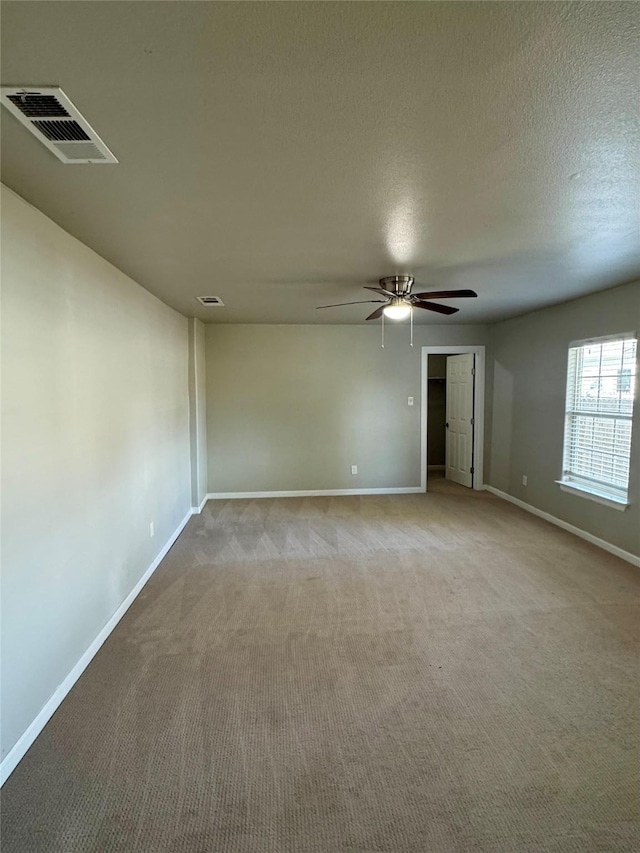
562,335,637,502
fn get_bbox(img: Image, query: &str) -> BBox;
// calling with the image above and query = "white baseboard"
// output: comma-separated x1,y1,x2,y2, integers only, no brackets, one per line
206,486,424,500
0,508,194,787
485,486,639,567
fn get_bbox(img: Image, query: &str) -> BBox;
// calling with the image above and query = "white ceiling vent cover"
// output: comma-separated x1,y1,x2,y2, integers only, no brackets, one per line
0,87,117,164
196,296,224,306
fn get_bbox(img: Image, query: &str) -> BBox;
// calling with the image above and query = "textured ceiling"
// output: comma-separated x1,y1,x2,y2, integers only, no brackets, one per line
2,1,639,324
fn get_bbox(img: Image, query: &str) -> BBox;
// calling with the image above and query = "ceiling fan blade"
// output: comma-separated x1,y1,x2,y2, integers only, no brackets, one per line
316,300,385,309
364,286,395,297
413,289,478,299
413,300,459,315
365,306,386,321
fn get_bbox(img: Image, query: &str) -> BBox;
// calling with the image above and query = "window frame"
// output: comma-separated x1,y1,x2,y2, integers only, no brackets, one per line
556,332,637,511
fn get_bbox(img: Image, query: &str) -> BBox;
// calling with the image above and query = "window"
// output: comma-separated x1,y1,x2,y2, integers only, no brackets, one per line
559,334,637,507
618,368,632,394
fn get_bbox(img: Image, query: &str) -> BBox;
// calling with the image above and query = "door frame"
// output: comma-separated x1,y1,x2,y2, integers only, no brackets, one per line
420,345,486,492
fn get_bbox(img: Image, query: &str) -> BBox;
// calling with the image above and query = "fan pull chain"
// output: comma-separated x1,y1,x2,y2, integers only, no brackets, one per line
410,306,414,347
381,311,385,348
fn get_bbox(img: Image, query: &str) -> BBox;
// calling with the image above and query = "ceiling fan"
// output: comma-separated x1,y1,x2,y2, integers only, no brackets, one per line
316,276,477,320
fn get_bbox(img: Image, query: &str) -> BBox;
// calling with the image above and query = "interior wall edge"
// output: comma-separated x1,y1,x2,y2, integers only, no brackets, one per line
0,183,185,318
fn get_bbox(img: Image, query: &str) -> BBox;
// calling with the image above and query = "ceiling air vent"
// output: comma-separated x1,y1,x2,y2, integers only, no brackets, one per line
0,87,117,164
196,296,224,306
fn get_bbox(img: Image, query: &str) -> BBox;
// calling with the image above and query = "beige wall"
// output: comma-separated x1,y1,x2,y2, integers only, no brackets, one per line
489,281,640,556
1,186,191,762
205,324,490,493
188,318,208,509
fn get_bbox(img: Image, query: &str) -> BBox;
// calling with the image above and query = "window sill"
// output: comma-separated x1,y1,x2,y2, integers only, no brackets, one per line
555,481,629,511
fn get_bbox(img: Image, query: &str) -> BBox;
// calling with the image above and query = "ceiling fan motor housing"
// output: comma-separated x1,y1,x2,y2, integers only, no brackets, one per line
380,275,414,296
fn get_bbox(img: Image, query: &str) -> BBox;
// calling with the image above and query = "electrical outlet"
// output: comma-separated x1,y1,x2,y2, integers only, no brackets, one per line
149,522,155,538
351,465,358,475
408,396,414,406
522,475,528,486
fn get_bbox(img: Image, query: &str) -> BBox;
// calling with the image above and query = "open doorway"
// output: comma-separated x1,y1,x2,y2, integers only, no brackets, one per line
427,354,448,476
420,346,485,492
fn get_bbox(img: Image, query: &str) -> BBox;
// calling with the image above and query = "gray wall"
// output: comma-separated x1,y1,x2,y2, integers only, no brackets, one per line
1,186,192,761
205,324,490,493
489,281,640,556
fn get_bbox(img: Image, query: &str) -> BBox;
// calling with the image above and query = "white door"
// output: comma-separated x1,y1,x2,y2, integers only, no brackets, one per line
445,354,475,487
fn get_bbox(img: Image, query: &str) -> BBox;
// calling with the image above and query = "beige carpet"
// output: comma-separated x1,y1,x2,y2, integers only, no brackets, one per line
2,476,639,852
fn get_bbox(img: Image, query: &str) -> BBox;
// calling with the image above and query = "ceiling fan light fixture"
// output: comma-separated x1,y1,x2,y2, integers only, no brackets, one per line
383,299,411,321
